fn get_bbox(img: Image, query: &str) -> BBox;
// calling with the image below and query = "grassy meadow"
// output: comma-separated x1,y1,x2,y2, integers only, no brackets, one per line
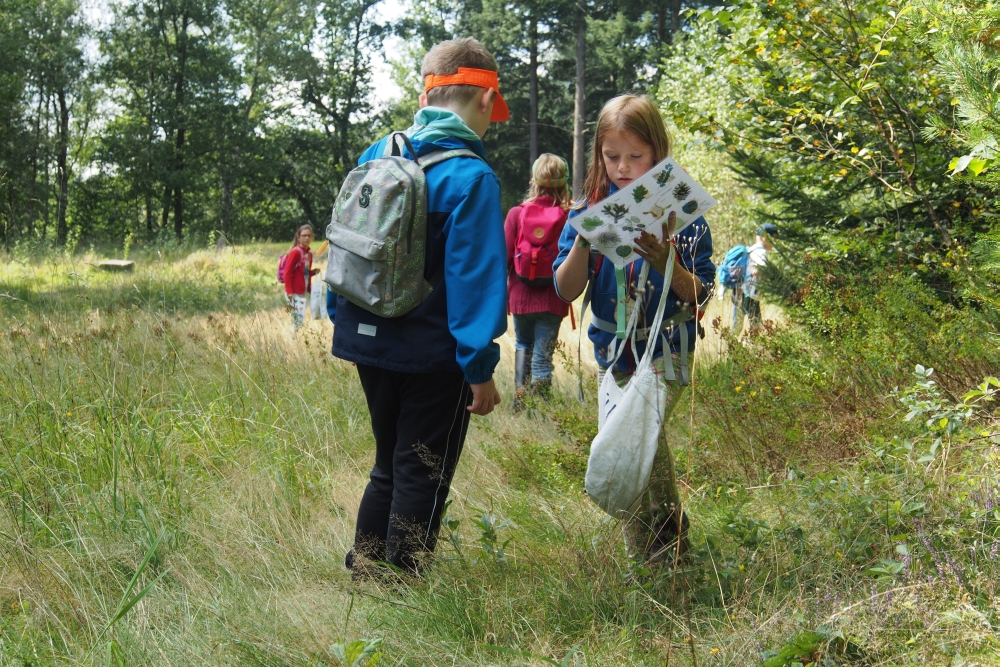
2,245,999,666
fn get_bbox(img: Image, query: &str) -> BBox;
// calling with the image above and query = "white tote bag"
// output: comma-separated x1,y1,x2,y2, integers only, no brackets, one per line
585,253,675,517
310,277,325,320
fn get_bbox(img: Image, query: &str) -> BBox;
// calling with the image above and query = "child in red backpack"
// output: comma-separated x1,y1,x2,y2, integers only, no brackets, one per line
284,224,319,332
505,153,571,410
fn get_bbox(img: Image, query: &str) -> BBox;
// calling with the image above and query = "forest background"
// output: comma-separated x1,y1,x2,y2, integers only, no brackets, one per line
4,0,1000,663
2,0,702,249
3,0,1000,295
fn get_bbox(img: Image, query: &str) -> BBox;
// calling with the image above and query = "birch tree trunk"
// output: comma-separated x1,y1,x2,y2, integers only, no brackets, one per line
56,87,69,246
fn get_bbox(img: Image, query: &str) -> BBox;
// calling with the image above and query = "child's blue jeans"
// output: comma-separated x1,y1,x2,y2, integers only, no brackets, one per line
513,312,563,383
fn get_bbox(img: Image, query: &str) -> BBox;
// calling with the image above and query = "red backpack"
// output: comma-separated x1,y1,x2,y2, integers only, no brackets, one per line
513,200,567,286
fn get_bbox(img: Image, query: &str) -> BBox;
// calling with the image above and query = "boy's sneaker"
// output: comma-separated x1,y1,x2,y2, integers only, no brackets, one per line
345,548,387,583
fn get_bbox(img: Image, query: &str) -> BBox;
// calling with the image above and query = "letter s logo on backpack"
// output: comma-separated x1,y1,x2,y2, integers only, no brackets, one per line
358,184,373,209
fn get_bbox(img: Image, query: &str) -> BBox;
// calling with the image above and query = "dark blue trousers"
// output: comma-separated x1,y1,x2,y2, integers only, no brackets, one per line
351,364,472,572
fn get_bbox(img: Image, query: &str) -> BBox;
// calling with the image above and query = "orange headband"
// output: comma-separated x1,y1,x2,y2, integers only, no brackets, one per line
423,67,510,122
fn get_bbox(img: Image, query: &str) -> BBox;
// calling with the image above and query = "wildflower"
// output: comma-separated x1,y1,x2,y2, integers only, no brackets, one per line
685,636,692,643
951,201,961,208
78,379,83,384
735,385,743,392
851,146,859,154
710,648,720,655
739,564,745,571
66,412,72,417
774,385,782,391
750,391,757,398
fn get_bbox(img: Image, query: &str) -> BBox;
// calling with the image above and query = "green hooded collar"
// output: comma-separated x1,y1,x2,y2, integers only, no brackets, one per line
406,107,481,144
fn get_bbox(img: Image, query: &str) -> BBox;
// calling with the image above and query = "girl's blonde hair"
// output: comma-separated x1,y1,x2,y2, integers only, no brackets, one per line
579,95,671,206
525,153,571,208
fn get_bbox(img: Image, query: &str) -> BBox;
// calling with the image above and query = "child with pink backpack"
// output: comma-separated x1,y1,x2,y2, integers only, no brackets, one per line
504,154,571,410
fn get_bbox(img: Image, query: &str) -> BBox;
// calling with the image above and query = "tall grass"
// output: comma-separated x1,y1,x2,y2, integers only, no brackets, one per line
1,246,999,666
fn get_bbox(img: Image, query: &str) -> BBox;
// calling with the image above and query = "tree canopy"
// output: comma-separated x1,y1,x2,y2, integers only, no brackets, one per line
0,0,995,308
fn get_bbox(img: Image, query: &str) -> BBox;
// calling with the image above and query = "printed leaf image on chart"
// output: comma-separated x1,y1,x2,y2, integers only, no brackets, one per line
567,156,717,267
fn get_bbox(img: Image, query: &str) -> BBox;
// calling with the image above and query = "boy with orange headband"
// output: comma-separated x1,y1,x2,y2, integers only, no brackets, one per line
331,37,509,578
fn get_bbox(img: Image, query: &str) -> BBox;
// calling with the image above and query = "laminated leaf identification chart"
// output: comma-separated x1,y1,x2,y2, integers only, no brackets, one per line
568,157,717,267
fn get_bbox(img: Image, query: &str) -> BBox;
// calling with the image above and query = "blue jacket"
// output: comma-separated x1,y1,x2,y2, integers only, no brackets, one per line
330,134,507,384
326,287,337,322
553,184,715,373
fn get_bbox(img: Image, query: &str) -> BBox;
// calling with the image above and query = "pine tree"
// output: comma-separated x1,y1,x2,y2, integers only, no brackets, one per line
924,0,1000,185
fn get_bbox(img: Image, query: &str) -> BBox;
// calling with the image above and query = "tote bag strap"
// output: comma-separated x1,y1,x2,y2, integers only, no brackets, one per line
577,245,678,397
633,245,677,375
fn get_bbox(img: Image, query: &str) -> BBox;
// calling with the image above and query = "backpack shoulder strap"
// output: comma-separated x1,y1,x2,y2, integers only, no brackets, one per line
382,131,416,158
378,133,482,167
576,250,602,402
417,148,483,169
577,275,596,403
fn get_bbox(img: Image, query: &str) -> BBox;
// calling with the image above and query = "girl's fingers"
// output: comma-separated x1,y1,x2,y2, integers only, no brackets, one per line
635,237,662,254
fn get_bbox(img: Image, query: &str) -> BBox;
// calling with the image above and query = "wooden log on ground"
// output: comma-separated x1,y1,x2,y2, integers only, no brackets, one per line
97,260,135,272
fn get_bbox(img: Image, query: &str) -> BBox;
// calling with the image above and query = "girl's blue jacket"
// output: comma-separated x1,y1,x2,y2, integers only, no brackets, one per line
330,134,507,384
552,183,715,373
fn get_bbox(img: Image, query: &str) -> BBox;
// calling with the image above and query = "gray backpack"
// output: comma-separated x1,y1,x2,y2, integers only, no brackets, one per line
324,132,481,318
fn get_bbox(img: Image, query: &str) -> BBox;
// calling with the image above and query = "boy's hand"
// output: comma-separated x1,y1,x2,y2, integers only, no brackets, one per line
468,379,501,415
633,210,677,277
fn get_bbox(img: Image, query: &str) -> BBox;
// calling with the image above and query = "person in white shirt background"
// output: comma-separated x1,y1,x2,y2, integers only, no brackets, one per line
742,223,777,332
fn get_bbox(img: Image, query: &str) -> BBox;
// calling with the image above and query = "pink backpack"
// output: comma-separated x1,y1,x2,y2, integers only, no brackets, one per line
513,200,567,286
277,253,289,283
